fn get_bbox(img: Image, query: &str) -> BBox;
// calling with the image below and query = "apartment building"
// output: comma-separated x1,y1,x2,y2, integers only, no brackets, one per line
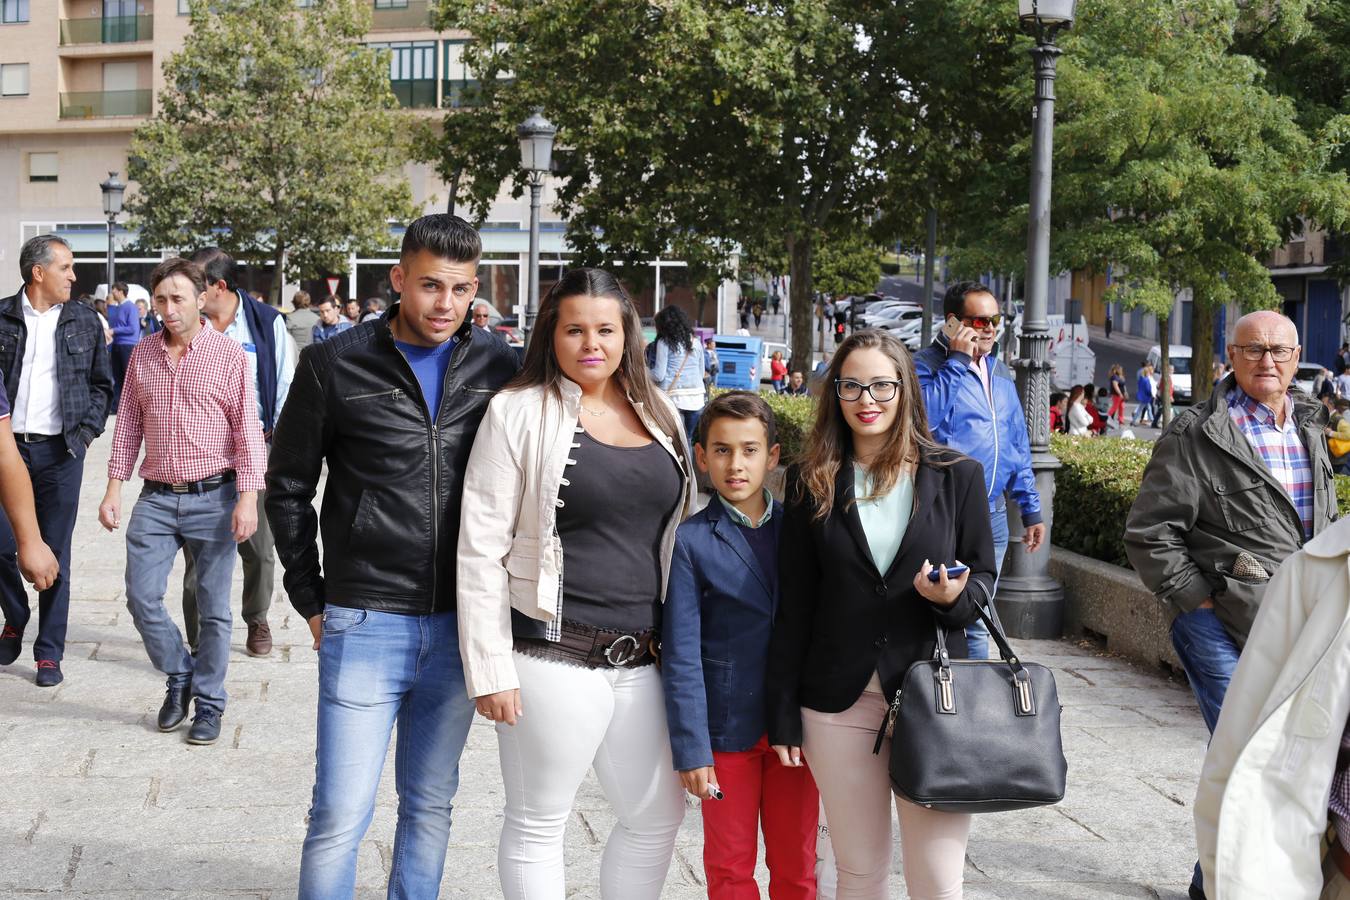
0,0,716,323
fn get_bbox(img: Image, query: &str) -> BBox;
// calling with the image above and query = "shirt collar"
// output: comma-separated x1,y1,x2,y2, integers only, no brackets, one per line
1228,385,1293,428
717,489,774,529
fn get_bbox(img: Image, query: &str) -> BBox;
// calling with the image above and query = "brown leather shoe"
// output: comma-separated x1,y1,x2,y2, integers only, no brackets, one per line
246,621,273,657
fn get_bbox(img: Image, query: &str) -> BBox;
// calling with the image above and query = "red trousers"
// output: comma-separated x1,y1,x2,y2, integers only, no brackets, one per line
702,735,820,900
1109,395,1126,423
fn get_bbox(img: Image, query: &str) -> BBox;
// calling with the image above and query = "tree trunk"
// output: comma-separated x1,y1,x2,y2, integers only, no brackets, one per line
788,233,815,374
1191,300,1216,405
271,243,286,306
1159,315,1172,428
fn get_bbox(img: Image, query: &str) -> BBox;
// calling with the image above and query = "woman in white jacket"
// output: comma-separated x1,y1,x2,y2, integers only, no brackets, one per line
1067,385,1094,436
1195,516,1350,899
457,267,697,900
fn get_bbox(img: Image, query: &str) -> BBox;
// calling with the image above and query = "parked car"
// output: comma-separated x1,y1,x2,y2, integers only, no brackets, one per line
1146,344,1193,403
1293,363,1327,397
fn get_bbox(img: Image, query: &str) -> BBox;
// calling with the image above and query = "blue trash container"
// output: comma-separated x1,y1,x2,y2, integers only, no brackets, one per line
713,335,764,390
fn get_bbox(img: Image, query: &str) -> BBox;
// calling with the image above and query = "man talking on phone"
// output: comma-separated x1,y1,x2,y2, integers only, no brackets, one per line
914,281,1044,659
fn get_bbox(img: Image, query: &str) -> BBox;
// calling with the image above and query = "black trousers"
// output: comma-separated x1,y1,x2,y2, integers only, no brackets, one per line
110,342,135,414
0,435,85,662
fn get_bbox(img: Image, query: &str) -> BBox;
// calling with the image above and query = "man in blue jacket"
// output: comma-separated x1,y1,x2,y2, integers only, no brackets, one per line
915,281,1045,659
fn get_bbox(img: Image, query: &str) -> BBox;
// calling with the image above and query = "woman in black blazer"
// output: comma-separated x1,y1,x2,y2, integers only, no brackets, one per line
766,329,996,900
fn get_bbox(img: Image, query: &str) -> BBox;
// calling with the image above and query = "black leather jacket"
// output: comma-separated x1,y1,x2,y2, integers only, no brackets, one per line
265,305,520,620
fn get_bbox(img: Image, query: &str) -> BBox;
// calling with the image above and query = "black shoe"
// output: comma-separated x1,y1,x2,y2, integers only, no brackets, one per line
186,707,222,746
0,624,22,665
34,659,62,687
1189,886,1206,900
157,677,192,731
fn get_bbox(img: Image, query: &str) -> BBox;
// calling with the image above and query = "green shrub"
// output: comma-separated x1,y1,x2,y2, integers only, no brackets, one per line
1050,434,1350,569
707,387,816,463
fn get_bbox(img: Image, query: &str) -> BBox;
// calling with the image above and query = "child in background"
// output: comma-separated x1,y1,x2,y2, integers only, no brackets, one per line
662,391,819,900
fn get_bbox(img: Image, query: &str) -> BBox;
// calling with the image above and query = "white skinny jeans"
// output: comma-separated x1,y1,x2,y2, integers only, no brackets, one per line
495,651,686,900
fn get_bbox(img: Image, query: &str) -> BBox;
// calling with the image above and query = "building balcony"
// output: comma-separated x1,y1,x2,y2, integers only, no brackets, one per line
60,15,153,45
371,1,433,30
60,88,152,119
442,79,482,109
390,78,436,108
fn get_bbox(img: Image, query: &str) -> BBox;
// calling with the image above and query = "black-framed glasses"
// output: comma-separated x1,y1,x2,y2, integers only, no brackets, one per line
835,379,901,402
1233,344,1297,363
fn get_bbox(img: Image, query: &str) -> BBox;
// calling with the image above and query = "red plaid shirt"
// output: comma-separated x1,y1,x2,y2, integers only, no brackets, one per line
108,323,267,491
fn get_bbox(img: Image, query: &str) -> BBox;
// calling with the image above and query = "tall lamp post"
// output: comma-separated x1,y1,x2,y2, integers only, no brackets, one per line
100,171,126,292
517,109,556,348
998,0,1074,638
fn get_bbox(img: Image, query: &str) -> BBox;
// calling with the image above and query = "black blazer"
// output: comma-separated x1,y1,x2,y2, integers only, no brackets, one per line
765,451,997,746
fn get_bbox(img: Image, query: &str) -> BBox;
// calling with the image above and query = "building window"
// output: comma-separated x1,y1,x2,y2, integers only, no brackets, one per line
374,0,409,8
442,40,482,108
368,40,436,108
2,0,28,24
28,152,57,182
178,0,189,14
1,63,29,96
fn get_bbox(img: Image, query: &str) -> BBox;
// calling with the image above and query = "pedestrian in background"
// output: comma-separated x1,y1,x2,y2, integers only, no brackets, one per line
1336,364,1350,401
311,295,352,344
663,391,819,900
267,215,519,898
0,235,113,687
650,304,707,450
1125,310,1335,900
98,257,267,745
342,297,361,325
106,281,141,416
1105,312,1113,340
767,329,996,900
915,280,1044,660
459,267,696,900
135,298,161,337
284,290,318,352
359,296,386,323
180,247,295,658
770,349,788,393
703,337,720,394
753,302,764,329
1108,364,1127,424
1130,362,1155,426
786,370,810,397
1067,385,1093,436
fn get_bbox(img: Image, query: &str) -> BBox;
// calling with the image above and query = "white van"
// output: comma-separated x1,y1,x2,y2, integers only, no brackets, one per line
1147,344,1193,403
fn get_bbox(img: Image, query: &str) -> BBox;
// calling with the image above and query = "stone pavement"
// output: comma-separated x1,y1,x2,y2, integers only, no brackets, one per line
0,432,1205,899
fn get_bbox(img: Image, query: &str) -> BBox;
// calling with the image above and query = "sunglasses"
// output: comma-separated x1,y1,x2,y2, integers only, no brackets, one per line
961,314,1003,330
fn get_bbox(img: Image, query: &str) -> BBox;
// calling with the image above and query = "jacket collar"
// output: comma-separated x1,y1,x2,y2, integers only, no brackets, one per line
704,495,780,597
931,332,1005,375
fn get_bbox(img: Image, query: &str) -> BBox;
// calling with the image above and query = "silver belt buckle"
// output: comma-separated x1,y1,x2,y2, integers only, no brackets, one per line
603,634,640,667
171,482,190,494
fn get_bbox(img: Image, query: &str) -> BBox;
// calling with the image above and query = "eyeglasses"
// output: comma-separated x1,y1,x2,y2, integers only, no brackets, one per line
1234,344,1297,363
835,379,900,402
961,314,1003,330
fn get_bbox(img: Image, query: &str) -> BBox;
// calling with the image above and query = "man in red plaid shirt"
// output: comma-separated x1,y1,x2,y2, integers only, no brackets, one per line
97,257,267,747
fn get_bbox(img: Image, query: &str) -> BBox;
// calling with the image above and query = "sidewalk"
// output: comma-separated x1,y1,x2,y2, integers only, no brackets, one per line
0,431,1203,898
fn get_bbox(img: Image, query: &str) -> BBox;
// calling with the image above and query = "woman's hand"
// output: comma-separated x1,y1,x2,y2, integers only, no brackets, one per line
476,689,523,726
914,559,969,608
771,744,804,768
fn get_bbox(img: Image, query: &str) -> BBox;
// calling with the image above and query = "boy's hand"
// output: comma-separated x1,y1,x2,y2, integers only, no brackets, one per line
680,766,720,800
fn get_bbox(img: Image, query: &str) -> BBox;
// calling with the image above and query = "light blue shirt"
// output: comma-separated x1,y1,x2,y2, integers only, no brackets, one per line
218,300,295,428
854,465,914,575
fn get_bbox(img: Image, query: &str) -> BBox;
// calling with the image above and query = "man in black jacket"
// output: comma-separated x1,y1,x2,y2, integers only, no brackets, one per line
0,235,114,685
266,214,518,898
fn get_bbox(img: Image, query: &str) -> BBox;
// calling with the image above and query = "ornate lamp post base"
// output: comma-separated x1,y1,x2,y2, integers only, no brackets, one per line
996,451,1065,638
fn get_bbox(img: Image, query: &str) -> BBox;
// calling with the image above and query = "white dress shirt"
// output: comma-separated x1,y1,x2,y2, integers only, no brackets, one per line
11,289,64,436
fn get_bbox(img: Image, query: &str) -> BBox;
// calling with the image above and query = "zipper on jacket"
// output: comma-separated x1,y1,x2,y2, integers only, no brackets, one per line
431,423,440,613
986,363,1000,500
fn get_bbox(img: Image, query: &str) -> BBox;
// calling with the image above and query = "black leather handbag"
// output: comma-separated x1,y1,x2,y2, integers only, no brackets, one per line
873,585,1067,813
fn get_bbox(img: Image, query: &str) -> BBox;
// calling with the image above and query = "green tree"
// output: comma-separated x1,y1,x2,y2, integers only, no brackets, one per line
429,0,1008,370
127,0,419,302
814,230,883,298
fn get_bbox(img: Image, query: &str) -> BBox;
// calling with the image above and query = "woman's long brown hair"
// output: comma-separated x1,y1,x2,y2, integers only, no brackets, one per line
798,329,955,520
505,267,688,468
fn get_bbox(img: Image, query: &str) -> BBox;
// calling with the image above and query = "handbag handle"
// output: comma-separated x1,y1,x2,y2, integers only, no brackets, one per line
930,577,1035,713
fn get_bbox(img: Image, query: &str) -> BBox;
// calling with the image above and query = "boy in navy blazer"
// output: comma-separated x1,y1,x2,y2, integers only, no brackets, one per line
662,391,819,900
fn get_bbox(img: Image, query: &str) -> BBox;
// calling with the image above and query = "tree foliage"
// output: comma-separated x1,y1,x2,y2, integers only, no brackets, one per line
814,230,883,299
127,0,419,300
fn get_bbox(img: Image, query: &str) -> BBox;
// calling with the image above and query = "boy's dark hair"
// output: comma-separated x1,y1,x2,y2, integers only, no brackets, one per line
401,214,481,265
150,257,207,296
189,246,238,291
697,390,777,448
942,280,994,320
112,281,129,296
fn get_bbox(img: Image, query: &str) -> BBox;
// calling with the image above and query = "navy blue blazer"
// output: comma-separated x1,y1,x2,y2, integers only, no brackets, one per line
661,495,782,772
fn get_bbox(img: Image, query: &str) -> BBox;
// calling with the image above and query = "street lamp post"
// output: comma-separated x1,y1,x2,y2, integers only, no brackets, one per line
517,109,556,348
100,171,126,293
998,0,1075,639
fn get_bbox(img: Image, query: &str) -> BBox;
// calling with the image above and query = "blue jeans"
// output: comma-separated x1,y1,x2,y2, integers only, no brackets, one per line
123,484,239,714
0,435,85,662
679,408,701,452
299,608,476,900
1171,606,1241,898
965,504,1009,660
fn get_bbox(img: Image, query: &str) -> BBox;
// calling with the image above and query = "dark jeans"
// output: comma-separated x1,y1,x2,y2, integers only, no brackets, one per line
0,435,84,662
110,342,135,414
1171,606,1241,898
679,408,701,454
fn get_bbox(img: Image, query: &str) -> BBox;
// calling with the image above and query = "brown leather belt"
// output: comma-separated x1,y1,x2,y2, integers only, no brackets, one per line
515,620,657,670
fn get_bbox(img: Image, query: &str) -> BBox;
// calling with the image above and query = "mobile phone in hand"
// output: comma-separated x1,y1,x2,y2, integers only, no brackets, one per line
927,564,969,582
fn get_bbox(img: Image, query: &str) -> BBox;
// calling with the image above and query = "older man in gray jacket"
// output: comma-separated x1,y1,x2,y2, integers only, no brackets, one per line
1125,309,1335,900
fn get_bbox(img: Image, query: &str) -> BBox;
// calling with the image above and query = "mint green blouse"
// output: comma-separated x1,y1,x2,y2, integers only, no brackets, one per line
854,465,914,575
